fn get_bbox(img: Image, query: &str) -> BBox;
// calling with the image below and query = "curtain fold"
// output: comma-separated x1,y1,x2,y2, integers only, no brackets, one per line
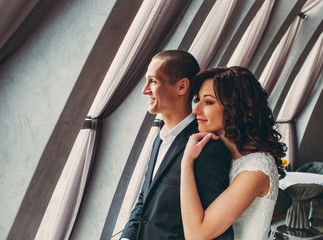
87,0,158,118
188,0,237,69
277,33,323,170
0,0,39,51
35,119,100,240
259,0,322,95
227,0,275,67
259,20,302,94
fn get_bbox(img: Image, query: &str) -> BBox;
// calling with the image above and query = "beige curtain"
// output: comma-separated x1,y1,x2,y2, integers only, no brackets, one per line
227,0,275,67
259,0,322,95
88,0,159,117
35,120,98,240
188,0,237,69
277,33,323,170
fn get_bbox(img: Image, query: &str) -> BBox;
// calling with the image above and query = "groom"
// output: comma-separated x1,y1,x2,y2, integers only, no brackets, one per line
121,50,233,240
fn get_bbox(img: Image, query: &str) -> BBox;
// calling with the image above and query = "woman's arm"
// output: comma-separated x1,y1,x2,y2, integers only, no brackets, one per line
181,133,269,240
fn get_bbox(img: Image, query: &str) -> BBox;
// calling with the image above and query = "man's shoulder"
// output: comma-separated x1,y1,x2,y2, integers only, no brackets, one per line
203,139,229,152
199,139,231,163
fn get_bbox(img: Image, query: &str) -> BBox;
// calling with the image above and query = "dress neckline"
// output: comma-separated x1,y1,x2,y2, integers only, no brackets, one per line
232,152,267,162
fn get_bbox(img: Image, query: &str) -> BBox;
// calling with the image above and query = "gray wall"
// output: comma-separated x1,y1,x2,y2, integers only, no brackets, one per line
0,0,116,238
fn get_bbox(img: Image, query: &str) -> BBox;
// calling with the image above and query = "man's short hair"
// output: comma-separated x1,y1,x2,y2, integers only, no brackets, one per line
152,50,200,85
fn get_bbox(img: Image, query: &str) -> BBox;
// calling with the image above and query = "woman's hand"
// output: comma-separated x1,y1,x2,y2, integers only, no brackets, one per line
182,132,219,165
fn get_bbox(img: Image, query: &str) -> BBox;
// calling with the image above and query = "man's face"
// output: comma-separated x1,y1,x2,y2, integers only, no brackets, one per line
142,59,178,116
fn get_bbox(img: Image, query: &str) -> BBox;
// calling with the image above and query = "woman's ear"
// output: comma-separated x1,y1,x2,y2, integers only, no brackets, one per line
177,78,190,95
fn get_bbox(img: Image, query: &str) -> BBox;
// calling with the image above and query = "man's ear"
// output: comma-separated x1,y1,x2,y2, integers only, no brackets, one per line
177,78,190,95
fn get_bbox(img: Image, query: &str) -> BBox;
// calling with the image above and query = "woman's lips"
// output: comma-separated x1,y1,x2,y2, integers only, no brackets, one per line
197,118,207,123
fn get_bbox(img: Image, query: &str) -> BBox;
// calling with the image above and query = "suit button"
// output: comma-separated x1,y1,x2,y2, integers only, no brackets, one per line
142,217,148,224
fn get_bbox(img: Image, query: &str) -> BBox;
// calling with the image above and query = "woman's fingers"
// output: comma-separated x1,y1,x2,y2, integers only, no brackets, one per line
197,133,212,147
183,132,219,162
191,132,219,142
210,133,220,140
190,132,209,142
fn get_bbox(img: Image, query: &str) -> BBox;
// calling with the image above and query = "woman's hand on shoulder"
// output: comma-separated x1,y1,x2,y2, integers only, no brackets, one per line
182,132,219,166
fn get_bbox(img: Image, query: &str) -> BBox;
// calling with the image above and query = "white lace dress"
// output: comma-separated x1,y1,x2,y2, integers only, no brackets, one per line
229,152,279,240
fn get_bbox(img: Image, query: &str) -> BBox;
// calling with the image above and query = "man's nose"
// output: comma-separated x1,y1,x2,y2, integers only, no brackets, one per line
142,83,150,95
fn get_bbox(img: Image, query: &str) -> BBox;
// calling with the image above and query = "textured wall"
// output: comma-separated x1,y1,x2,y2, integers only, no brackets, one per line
0,0,116,238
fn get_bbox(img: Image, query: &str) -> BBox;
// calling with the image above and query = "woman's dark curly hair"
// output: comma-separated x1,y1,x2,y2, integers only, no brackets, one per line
192,66,287,178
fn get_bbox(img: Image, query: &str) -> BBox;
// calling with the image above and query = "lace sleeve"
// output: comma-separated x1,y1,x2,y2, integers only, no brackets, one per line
230,152,279,200
231,152,276,177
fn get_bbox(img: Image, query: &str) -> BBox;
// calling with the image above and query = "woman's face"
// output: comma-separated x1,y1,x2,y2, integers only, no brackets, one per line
193,78,224,135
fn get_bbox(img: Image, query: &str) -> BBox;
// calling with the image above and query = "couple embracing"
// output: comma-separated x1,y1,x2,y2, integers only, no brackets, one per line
120,50,286,240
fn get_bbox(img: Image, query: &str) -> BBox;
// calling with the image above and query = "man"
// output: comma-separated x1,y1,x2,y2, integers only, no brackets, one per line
121,50,233,240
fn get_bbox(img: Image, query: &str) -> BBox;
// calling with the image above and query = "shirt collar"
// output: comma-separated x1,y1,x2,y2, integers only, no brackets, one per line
159,113,195,142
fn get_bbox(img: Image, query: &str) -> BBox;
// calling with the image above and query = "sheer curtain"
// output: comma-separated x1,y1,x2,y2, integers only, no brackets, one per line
227,0,275,67
35,119,99,240
87,0,160,117
259,0,322,95
188,0,237,69
276,33,322,170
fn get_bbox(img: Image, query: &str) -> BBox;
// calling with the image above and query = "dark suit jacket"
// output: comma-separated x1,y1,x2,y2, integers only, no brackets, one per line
121,119,233,240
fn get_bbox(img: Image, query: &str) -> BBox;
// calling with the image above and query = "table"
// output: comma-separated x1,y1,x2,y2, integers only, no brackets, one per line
277,172,323,237
279,172,323,190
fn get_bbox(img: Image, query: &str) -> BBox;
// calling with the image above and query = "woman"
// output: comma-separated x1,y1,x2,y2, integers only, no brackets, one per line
180,66,286,240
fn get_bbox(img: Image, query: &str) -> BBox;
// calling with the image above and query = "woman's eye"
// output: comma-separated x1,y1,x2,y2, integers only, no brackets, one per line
205,100,213,105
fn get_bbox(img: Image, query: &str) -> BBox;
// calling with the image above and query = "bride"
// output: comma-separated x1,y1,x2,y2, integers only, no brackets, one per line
180,67,286,240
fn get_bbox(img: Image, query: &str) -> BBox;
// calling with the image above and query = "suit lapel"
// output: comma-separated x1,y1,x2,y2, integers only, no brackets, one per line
148,120,198,193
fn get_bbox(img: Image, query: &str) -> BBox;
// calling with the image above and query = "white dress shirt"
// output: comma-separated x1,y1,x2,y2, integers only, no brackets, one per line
152,113,195,179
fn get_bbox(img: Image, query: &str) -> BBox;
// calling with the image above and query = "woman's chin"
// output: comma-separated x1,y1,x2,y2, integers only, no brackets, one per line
198,126,211,132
